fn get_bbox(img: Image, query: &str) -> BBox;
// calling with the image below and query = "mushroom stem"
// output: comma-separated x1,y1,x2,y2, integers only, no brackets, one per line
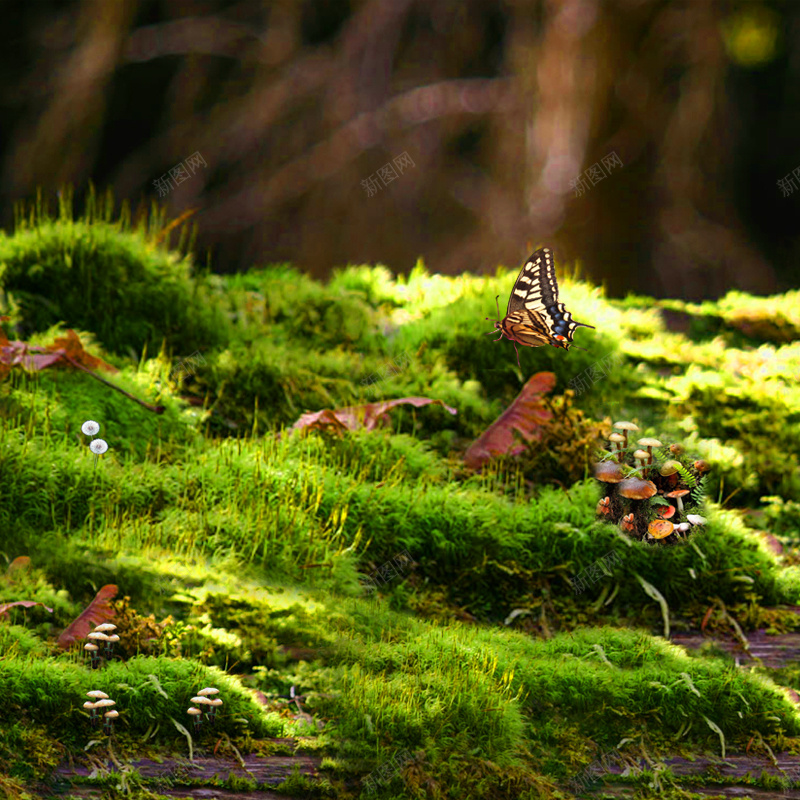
676,496,684,514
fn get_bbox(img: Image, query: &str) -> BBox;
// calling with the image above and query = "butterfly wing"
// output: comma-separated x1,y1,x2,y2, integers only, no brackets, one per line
504,248,595,349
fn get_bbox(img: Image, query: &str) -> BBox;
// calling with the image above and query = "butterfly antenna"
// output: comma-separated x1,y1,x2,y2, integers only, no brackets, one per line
513,341,521,370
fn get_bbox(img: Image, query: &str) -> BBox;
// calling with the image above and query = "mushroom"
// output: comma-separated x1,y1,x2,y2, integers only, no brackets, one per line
93,698,116,712
608,433,626,460
191,696,214,719
665,488,691,514
86,690,109,700
618,478,657,501
596,496,612,517
620,513,635,533
648,519,674,540
633,449,650,471
84,642,100,668
669,443,684,455
594,461,624,484
659,505,676,519
197,687,220,697
88,632,110,643
93,623,117,633
104,634,120,657
659,460,681,476
636,437,663,465
686,514,707,526
188,707,203,731
208,698,223,723
613,421,640,450
103,709,118,734
693,460,710,474
83,701,98,724
676,522,692,534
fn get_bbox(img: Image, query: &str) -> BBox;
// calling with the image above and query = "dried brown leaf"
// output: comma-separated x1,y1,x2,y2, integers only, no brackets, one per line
291,397,457,434
57,584,118,649
464,372,556,469
0,600,54,617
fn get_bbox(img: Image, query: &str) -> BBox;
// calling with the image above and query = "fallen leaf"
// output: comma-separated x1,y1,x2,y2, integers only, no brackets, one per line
57,585,118,649
464,372,555,469
0,600,53,617
291,397,457,435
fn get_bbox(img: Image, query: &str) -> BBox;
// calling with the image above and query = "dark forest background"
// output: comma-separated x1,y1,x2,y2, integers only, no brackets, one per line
2,0,800,299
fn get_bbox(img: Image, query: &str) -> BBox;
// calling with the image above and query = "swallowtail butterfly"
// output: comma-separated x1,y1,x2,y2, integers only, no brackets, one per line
486,247,595,368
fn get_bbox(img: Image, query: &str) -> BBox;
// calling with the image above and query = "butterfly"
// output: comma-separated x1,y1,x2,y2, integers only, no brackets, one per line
486,247,595,368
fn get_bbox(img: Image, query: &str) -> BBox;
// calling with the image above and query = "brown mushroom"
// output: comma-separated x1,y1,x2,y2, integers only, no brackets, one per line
669,443,684,455
618,478,657,500
637,437,663,465
633,449,650,471
665,488,691,514
620,513,635,532
594,461,624,484
694,459,710,474
608,433,626,460
648,519,674,540
613,421,639,449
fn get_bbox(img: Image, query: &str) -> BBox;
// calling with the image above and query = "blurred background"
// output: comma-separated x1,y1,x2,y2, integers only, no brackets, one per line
2,0,799,299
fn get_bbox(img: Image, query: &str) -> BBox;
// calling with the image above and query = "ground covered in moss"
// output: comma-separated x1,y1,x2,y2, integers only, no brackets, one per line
1,190,800,798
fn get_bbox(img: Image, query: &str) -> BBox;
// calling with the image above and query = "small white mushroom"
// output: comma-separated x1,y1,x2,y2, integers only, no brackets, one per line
87,632,110,642
686,514,707,526
197,687,220,697
93,623,117,632
86,690,109,700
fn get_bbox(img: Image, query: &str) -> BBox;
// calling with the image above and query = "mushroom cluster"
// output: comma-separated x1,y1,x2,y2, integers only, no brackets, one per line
83,690,118,733
188,686,222,731
594,420,709,546
85,622,119,668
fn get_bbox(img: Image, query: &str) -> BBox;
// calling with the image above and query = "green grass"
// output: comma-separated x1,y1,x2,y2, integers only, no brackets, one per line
1,189,800,798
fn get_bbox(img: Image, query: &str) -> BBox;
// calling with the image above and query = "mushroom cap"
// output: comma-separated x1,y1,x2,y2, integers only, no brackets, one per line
197,687,220,696
665,489,690,499
669,443,684,455
648,519,674,539
104,710,119,719
637,437,663,448
694,459,710,473
594,461,624,483
633,449,650,461
618,478,657,500
106,634,120,642
93,623,117,632
659,460,681,476
686,514,707,526
87,632,110,641
83,701,97,710
94,698,116,708
676,523,692,532
191,696,213,706
86,690,109,699
620,513,635,531
608,433,626,443
613,421,640,431
84,643,99,651
659,505,676,519
209,698,223,707
187,707,202,716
